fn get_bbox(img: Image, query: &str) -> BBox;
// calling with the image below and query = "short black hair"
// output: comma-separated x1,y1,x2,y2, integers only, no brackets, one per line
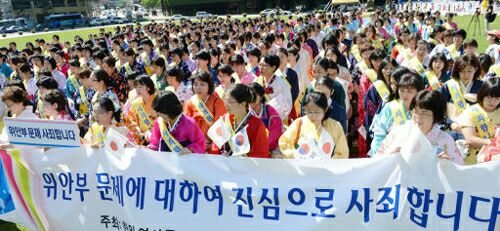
303,91,329,125
229,54,245,65
166,66,183,83
247,48,262,60
152,56,166,69
451,55,480,81
37,76,58,89
248,82,266,104
45,56,57,70
135,75,156,95
452,29,467,39
477,77,500,108
227,83,254,107
42,89,67,112
190,70,215,94
152,91,183,118
262,54,280,71
395,73,425,99
410,90,447,124
195,50,211,61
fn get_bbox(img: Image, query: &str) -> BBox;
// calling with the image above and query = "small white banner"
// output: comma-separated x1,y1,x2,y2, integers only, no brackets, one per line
3,118,80,148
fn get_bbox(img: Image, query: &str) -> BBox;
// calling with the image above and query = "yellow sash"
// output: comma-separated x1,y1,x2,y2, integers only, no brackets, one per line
191,95,215,125
91,122,105,145
79,86,90,115
214,86,225,99
425,71,441,90
445,44,460,61
446,79,468,113
365,68,378,83
351,46,362,63
470,105,495,139
389,100,409,126
141,53,154,75
124,62,133,75
373,80,390,102
409,57,426,77
68,75,80,92
132,98,155,131
158,117,183,153
358,61,369,73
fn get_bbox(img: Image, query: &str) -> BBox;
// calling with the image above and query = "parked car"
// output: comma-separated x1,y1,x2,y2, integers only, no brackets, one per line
171,14,185,21
196,11,211,19
108,16,128,24
260,9,277,17
4,25,22,33
89,18,110,27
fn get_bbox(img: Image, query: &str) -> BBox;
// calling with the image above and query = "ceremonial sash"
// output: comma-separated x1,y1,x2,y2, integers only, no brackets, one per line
91,122,105,146
351,46,362,63
425,71,441,90
444,44,460,61
79,86,90,115
409,57,426,77
470,105,494,139
389,100,409,126
68,75,80,93
365,68,378,83
132,98,154,131
37,92,45,118
191,95,215,125
214,86,225,99
158,117,183,153
142,53,154,75
446,79,468,113
124,62,133,75
373,80,390,102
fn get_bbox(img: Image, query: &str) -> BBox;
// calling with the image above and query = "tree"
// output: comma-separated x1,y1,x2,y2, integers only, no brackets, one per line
140,0,159,9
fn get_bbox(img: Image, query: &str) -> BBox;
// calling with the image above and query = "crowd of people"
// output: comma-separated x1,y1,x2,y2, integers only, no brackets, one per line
0,8,499,165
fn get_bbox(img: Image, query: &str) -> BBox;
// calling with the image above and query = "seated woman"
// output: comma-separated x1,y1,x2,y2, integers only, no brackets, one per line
41,89,73,121
377,90,464,165
279,91,349,159
248,82,283,154
370,69,425,156
440,55,483,126
210,84,270,158
148,91,206,154
84,97,126,148
457,77,500,165
184,70,227,151
125,75,158,145
0,86,37,148
89,69,120,112
313,77,347,134
165,66,192,104
214,64,236,99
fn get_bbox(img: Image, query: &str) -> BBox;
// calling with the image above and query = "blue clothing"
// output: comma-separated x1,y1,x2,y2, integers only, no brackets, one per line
0,62,13,78
369,101,412,156
285,68,300,103
328,101,347,134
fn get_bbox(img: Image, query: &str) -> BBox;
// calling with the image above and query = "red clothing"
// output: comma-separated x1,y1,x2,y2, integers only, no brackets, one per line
211,114,270,158
184,93,227,151
58,63,69,77
357,74,372,158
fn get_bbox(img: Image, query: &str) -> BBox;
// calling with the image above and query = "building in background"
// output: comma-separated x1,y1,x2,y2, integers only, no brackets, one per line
3,0,93,24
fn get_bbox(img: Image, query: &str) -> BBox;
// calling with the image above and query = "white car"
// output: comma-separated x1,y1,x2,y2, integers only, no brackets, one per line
171,14,185,20
108,16,128,24
260,9,277,16
196,11,210,19
89,18,110,26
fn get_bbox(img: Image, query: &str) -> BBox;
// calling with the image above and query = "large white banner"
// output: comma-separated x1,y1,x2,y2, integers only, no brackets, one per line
0,145,499,231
